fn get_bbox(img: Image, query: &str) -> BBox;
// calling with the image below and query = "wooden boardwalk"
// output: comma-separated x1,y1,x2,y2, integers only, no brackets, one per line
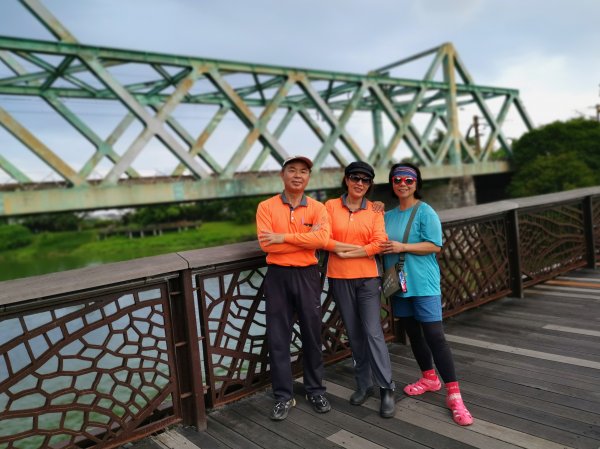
131,268,600,449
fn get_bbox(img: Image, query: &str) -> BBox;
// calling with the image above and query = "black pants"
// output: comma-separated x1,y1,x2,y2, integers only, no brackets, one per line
264,264,325,401
401,316,457,383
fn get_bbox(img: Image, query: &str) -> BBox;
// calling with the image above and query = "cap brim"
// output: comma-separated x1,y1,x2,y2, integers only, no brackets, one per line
283,156,313,169
347,169,374,178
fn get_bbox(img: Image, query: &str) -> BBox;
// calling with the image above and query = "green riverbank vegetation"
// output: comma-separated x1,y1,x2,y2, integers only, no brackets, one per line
0,198,264,282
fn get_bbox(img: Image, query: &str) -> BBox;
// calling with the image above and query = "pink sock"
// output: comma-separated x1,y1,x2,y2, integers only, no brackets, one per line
445,381,463,404
422,369,438,381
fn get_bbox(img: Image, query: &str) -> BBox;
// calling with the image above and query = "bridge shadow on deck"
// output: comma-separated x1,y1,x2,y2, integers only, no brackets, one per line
133,268,600,449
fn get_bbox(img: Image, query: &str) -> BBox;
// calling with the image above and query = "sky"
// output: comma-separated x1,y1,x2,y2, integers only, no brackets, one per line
0,0,599,181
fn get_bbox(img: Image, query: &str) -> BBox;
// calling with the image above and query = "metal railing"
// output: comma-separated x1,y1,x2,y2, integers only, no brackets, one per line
1,187,598,448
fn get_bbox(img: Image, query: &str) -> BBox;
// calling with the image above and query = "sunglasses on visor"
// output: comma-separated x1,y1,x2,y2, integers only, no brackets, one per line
347,174,373,184
392,176,416,186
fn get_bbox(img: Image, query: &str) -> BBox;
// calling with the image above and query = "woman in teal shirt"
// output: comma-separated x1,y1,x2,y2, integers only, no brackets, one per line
381,162,473,426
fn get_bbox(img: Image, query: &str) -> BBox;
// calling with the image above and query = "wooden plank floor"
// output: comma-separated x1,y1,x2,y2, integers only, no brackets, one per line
130,268,600,449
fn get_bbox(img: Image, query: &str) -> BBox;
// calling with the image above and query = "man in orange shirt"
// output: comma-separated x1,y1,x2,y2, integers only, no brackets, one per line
256,155,332,421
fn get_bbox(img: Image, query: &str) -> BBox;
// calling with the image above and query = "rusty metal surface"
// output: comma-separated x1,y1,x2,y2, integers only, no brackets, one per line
0,284,181,449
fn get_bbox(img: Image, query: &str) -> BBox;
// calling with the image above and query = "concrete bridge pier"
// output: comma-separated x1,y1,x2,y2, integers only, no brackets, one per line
445,175,477,208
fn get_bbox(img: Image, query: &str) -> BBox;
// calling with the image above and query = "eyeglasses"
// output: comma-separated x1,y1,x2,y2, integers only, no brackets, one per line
347,174,373,185
393,176,416,186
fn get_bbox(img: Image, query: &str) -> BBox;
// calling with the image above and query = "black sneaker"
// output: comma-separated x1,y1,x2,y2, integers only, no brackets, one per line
307,394,331,413
270,398,296,421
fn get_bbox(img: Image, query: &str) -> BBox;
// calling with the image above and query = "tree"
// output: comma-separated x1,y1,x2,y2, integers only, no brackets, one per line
508,118,600,197
0,224,33,250
21,212,84,232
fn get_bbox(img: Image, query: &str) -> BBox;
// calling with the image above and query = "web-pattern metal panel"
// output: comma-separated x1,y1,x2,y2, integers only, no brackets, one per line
593,196,600,264
519,202,587,287
193,261,393,407
0,285,180,449
439,216,511,316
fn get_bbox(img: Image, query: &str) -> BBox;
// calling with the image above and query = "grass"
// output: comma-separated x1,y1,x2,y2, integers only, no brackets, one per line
70,221,257,261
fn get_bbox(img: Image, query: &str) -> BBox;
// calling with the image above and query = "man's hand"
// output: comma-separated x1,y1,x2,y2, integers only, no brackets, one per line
371,201,386,213
259,231,285,246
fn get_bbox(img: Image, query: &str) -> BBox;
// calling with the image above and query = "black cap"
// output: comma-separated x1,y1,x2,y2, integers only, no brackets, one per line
282,155,313,169
345,161,374,179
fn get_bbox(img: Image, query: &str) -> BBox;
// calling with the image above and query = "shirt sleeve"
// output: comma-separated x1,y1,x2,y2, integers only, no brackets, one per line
256,201,305,254
323,200,338,251
283,203,330,249
363,210,388,257
420,207,443,247
256,201,270,253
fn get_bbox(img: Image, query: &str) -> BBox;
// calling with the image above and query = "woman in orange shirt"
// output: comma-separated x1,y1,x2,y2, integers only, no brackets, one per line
324,161,395,418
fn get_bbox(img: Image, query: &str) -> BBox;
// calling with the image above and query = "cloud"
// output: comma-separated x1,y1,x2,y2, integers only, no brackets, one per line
490,52,599,128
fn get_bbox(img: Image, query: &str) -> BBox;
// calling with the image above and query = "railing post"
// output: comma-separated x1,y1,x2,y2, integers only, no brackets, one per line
170,269,207,430
506,209,523,298
583,196,597,269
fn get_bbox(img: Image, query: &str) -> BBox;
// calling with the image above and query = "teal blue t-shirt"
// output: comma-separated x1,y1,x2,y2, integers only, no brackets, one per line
383,202,442,298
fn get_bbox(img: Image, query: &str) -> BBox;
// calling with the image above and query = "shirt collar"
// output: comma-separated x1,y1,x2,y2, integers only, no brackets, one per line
280,191,308,207
341,193,367,211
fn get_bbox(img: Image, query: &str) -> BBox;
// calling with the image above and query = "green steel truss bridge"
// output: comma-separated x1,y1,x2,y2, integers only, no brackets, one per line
0,0,534,217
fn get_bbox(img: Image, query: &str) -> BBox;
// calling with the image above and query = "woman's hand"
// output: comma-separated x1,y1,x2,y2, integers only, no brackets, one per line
381,241,441,255
336,251,352,259
380,240,404,254
334,242,361,252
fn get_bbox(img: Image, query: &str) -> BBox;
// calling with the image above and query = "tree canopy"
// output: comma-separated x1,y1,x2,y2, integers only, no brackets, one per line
508,118,600,197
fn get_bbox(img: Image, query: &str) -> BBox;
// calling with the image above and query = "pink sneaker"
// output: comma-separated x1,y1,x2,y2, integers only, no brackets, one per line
403,377,442,396
446,393,474,426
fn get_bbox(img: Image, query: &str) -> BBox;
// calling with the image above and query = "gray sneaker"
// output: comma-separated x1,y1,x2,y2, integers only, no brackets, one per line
270,398,296,421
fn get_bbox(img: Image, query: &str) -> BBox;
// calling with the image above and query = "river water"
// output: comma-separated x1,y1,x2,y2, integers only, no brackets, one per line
0,254,104,282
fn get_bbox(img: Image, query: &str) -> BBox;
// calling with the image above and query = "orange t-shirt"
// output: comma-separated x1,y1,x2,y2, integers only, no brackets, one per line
324,195,387,279
256,193,330,266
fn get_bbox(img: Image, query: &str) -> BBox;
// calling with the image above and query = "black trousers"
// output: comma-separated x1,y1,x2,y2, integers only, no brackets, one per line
264,264,325,402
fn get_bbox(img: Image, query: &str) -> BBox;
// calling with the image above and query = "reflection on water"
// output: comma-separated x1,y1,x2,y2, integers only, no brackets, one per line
1,254,108,282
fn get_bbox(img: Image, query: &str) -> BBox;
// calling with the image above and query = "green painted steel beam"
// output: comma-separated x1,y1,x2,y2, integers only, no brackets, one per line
0,153,30,183
0,37,521,97
0,4,535,217
0,105,84,186
0,161,511,217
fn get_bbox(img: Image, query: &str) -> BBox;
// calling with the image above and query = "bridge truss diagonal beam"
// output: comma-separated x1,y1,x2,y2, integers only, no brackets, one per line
0,1,534,216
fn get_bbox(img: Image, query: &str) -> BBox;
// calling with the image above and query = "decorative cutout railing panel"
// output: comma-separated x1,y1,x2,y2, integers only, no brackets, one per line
0,187,598,447
518,202,587,287
0,285,180,449
439,216,511,316
194,259,393,407
593,196,600,263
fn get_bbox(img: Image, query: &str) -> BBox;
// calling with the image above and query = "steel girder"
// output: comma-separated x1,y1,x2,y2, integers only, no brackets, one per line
0,0,533,216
